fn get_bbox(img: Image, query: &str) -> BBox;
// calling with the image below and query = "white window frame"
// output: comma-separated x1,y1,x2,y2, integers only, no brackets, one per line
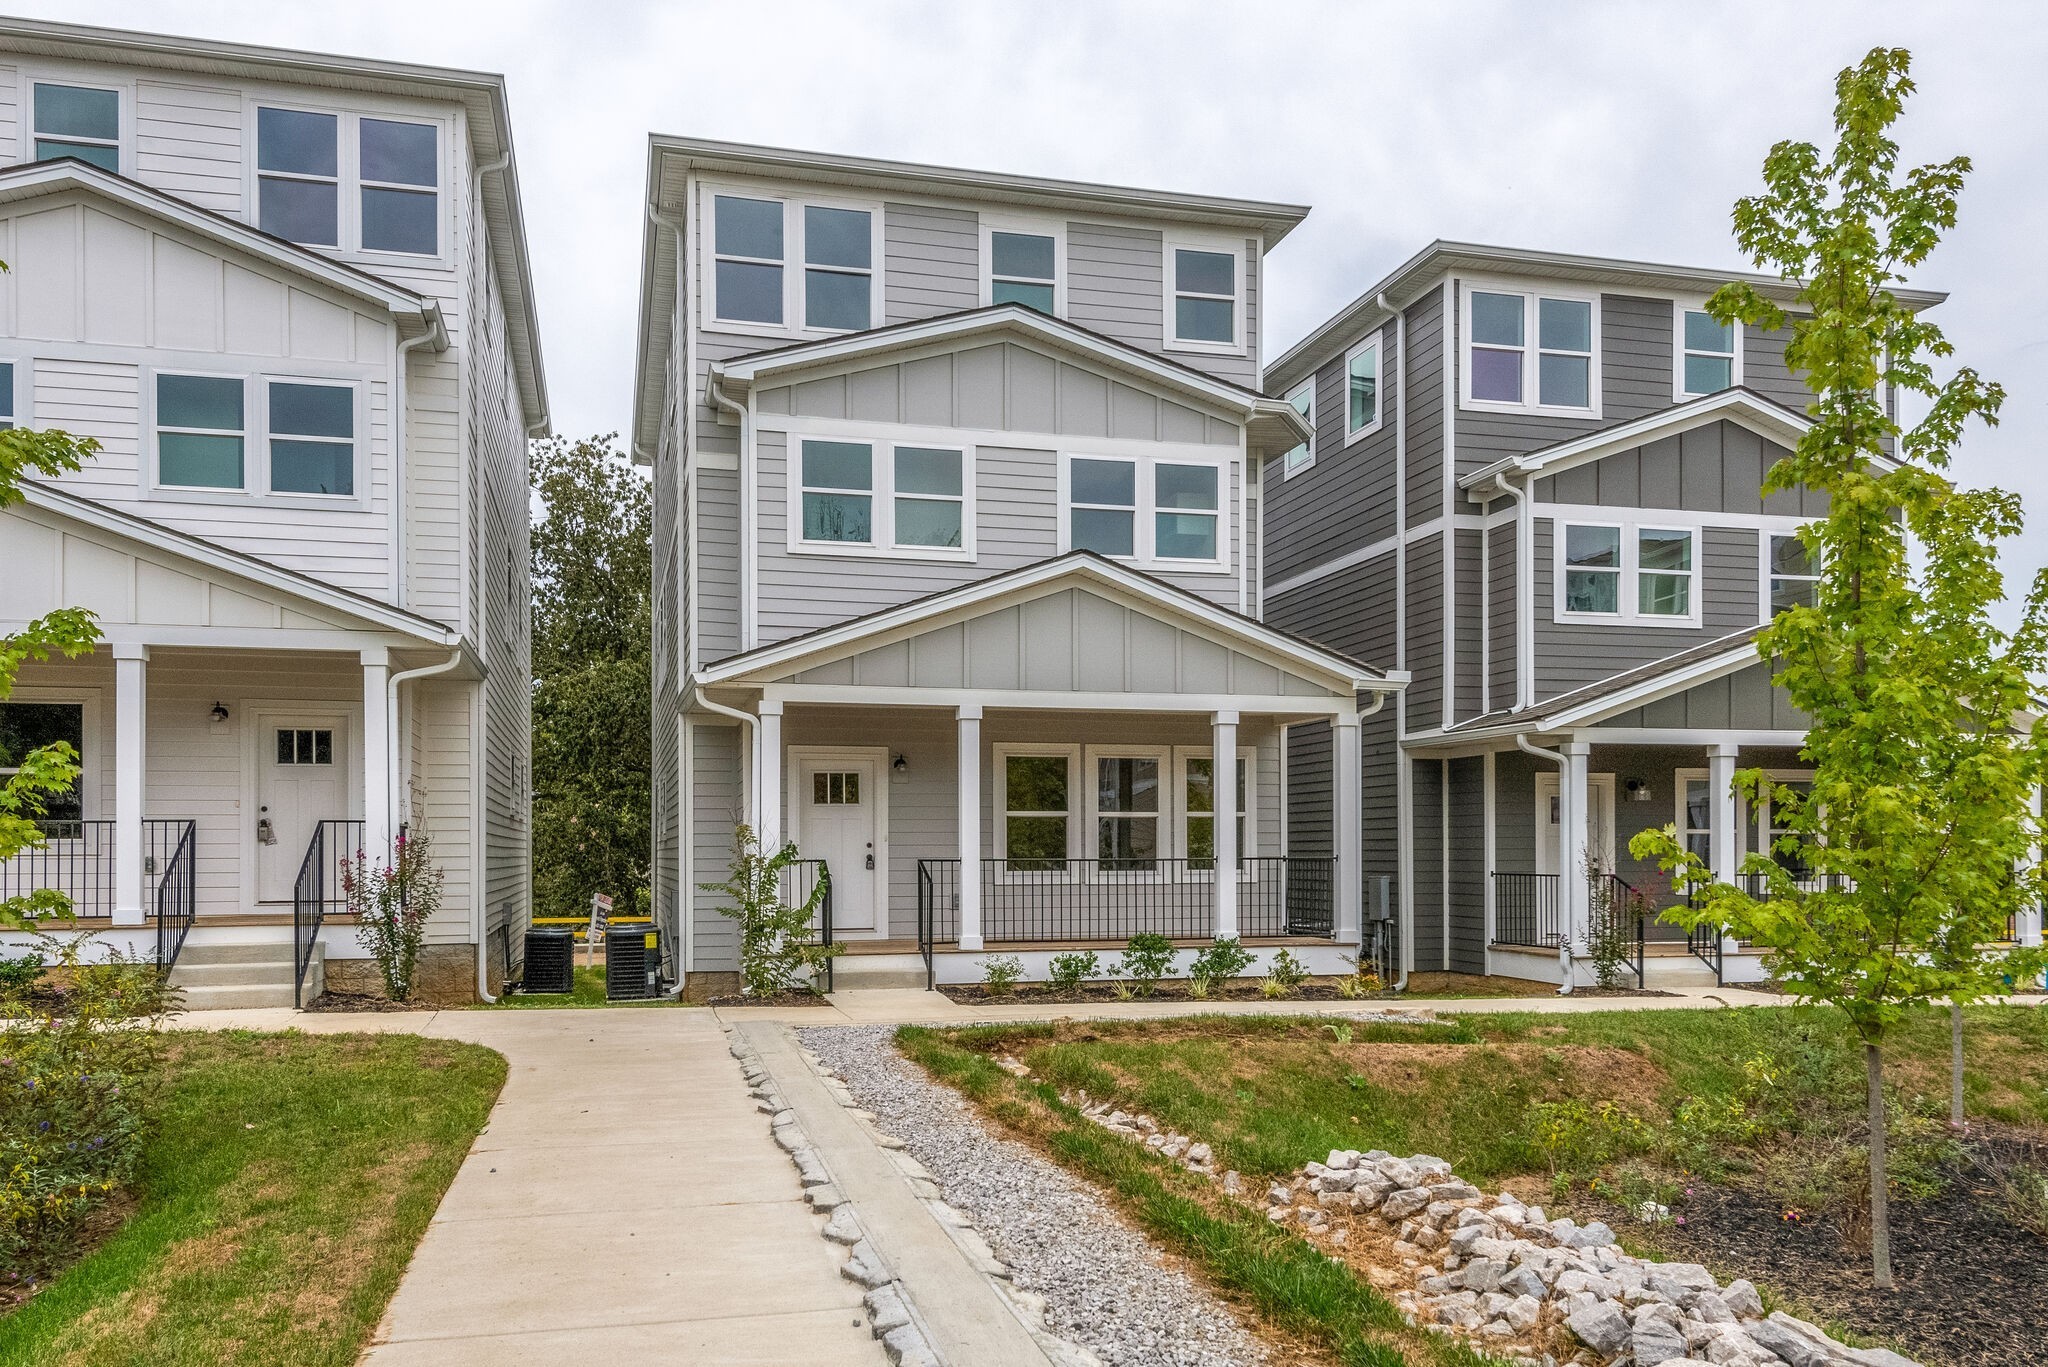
702,183,883,339
1674,301,1744,401
0,687,102,820
1280,378,1316,480
140,367,372,509
243,100,451,267
1674,770,1715,869
1084,744,1171,878
978,213,1066,317
0,357,22,431
1760,527,1821,623
1460,281,1602,417
993,743,1081,879
1172,745,1257,869
785,435,975,563
1162,236,1247,357
1343,330,1386,444
1058,451,1229,573
1552,518,1700,627
28,76,126,175
148,368,251,497
262,373,365,502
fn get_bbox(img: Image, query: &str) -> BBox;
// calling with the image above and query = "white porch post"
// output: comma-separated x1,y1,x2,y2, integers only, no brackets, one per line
111,643,149,927
956,705,983,950
1708,741,1740,885
1333,712,1363,945
757,701,784,850
1560,739,1591,982
361,647,392,865
1211,710,1239,940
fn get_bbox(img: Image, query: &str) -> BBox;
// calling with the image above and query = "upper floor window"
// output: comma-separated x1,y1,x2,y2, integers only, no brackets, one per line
268,382,355,496
257,108,339,246
154,372,360,499
1280,379,1315,479
1345,334,1384,440
985,221,1061,315
33,83,120,173
1065,454,1223,568
793,438,968,558
1464,288,1598,414
359,119,439,255
156,373,246,491
1678,307,1742,398
1166,243,1241,352
710,193,875,333
256,107,438,256
1765,532,1819,617
1556,521,1695,625
0,362,15,430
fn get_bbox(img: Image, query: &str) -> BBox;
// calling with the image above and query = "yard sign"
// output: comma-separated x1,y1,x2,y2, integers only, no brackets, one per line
587,892,613,968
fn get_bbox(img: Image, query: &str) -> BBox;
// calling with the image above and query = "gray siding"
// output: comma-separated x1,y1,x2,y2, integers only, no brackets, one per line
1411,757,1443,969
1487,518,1518,708
1286,720,1332,859
1493,748,1540,875
884,201,979,323
1362,706,1397,890
1260,324,1400,585
1261,550,1397,665
1532,522,1761,697
1534,421,1824,517
1067,221,1163,360
1446,756,1486,972
1742,319,1808,412
1594,662,1809,731
1453,527,1484,724
1456,292,1666,470
697,467,743,663
689,721,743,972
1403,286,1447,526
1405,536,1443,731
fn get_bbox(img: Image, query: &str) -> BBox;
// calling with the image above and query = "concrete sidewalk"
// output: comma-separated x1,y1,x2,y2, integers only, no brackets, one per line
190,1006,883,1367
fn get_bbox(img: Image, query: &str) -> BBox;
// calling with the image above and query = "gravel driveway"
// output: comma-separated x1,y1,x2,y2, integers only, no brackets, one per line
799,1025,1270,1367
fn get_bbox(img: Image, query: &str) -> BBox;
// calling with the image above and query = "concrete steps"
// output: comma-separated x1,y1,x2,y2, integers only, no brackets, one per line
171,939,320,1010
828,953,928,992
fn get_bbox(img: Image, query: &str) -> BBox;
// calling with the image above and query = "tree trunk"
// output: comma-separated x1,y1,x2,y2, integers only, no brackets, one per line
1866,1041,1894,1289
1950,1000,1966,1127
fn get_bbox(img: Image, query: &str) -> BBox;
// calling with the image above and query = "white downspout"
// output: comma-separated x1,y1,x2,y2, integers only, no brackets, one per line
393,330,438,610
1492,471,1536,712
382,649,474,996
1515,733,1572,994
1376,291,1415,993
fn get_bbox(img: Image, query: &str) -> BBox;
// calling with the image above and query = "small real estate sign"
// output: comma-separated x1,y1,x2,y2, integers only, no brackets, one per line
586,893,612,968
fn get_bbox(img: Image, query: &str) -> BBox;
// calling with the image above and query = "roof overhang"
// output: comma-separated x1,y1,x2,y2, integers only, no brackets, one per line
1266,238,1948,394
0,15,548,433
695,552,1394,698
1436,633,1766,743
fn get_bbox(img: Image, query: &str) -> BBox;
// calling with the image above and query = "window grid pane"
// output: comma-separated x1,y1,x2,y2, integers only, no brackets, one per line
1348,344,1378,431
804,268,870,330
34,84,118,141
991,231,1054,281
1683,354,1734,395
1005,754,1069,869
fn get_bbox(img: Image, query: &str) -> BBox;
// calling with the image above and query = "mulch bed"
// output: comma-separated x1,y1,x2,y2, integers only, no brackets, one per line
303,990,438,1012
937,981,1674,1005
706,990,834,1007
1590,1145,2048,1367
0,1190,138,1316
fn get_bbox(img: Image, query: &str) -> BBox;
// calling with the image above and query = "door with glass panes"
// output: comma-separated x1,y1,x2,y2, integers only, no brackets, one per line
256,715,348,902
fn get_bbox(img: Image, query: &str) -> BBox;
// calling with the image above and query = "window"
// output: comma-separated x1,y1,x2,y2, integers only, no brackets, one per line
1678,308,1740,397
1680,776,1713,866
710,193,876,332
0,362,14,430
358,118,438,254
32,83,119,172
1556,521,1698,623
812,771,861,805
792,439,968,556
799,439,872,544
275,728,334,765
802,205,872,330
1345,334,1383,440
156,374,246,490
0,702,84,821
257,107,339,246
988,229,1057,314
1184,753,1249,869
713,194,784,325
892,446,964,549
1167,244,1239,349
1765,532,1819,617
1094,753,1161,870
268,382,354,495
1066,455,1224,568
1002,751,1072,870
1464,288,1598,413
1279,380,1315,478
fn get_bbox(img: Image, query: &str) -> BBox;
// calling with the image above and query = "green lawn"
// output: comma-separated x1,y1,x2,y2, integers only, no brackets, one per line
474,964,690,1008
1,1031,504,1367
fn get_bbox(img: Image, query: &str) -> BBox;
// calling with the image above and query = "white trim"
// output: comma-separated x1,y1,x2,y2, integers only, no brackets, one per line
1342,329,1386,445
1672,299,1743,402
244,97,453,269
25,70,130,177
1162,234,1247,357
1084,744,1172,875
1459,279,1601,419
138,366,372,511
756,684,1367,716
1759,526,1820,623
1538,503,1816,535
783,432,976,564
978,211,1067,318
755,411,1237,463
0,684,101,819
992,742,1081,873
786,745,890,939
700,180,884,340
1172,744,1257,863
1279,377,1316,480
1551,518,1702,629
1059,450,1228,574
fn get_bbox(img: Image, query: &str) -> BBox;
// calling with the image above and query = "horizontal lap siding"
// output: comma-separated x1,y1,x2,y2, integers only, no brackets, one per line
689,722,742,972
1405,537,1443,731
1403,287,1445,526
1743,320,1809,412
1454,528,1483,723
1363,706,1396,889
1488,519,1518,707
1599,743,1710,907
1600,294,1671,422
1493,748,1539,875
696,467,742,662
1410,757,1443,969
1446,756,1485,972
410,677,477,947
135,80,242,214
1261,326,1400,585
1286,721,1331,859
884,202,978,323
1068,221,1163,360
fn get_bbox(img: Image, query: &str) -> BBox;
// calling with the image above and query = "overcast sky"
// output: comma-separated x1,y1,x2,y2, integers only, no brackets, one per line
36,0,2048,607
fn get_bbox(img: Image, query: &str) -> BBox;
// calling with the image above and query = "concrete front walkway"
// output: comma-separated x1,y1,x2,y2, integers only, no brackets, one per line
190,1006,884,1367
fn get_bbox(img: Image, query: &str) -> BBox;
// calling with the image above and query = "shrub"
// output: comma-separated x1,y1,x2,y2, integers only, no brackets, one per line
1046,951,1099,993
1527,1098,1654,1177
1334,953,1382,999
1261,948,1308,998
981,954,1024,996
702,825,843,997
0,949,43,996
1188,937,1254,996
1585,879,1651,990
1115,933,1179,996
342,828,445,1002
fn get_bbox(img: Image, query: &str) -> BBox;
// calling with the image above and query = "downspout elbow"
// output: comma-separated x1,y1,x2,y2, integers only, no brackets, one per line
1514,734,1574,996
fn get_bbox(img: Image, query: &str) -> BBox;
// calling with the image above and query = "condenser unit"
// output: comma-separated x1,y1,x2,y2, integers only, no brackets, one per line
523,928,575,994
606,925,659,1001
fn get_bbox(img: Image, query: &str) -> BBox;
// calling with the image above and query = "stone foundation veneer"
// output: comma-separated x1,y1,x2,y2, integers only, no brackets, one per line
323,944,483,1005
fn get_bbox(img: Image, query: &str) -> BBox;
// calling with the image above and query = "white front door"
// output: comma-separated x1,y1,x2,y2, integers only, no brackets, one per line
257,717,348,902
1534,772,1617,876
792,752,883,936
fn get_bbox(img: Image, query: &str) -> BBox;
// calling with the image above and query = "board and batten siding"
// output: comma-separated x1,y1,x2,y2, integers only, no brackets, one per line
1532,421,1823,517
1593,663,1808,732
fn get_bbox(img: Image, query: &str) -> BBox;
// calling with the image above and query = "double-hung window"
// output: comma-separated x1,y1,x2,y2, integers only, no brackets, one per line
255,107,439,256
0,702,85,822
1678,307,1740,397
155,374,246,491
1765,531,1819,617
710,194,875,331
1066,456,1223,567
1167,243,1240,350
1345,334,1383,440
1183,753,1249,869
32,83,120,172
359,118,439,254
712,194,785,325
257,108,339,246
794,438,968,555
1680,775,1713,866
1465,288,1598,413
802,205,873,330
1279,380,1315,478
0,362,15,430
986,224,1059,314
1094,753,1161,871
1002,751,1073,871
268,382,355,495
1557,521,1697,623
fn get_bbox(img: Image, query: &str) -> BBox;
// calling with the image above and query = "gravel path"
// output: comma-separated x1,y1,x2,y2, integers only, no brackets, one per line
799,1024,1271,1367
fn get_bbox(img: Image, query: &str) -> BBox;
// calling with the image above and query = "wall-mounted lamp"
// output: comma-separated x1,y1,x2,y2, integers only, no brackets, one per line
1624,778,1653,802
891,753,910,783
209,701,230,725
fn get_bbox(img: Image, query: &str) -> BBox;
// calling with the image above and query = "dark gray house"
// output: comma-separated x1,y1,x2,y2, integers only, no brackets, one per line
1259,242,1944,988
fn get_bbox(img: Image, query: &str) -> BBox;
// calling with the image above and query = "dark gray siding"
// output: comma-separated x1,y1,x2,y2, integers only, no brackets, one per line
1532,522,1760,696
1403,286,1447,525
1363,707,1398,891
1493,747,1540,876
1411,758,1443,969
1742,319,1809,412
1534,421,1825,517
884,201,979,322
1595,662,1809,731
1599,743,1709,915
1405,536,1443,730
1602,294,1674,420
1446,756,1486,972
1487,518,1518,708
1262,551,1398,666
1286,720,1332,859
1453,527,1484,724
1261,324,1400,585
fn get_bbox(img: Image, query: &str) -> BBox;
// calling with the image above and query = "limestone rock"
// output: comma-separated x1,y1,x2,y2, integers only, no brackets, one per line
1567,1300,1633,1358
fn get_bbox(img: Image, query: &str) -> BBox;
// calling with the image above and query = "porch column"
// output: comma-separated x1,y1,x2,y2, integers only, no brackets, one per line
956,705,983,950
757,701,783,850
1211,710,1239,939
1560,739,1592,979
361,647,392,865
1333,712,1363,945
111,643,148,927
1708,741,1740,885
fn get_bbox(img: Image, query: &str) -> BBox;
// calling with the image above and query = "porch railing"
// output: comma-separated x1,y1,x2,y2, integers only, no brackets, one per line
1492,871,1643,987
1687,920,1725,986
153,820,197,974
293,819,363,1008
0,819,193,920
785,858,833,993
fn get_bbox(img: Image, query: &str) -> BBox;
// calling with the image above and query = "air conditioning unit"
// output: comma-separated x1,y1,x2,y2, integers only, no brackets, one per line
523,928,575,994
607,925,659,1001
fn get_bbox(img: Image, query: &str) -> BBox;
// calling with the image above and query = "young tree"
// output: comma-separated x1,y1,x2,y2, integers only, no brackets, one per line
1633,48,2048,1289
529,434,652,921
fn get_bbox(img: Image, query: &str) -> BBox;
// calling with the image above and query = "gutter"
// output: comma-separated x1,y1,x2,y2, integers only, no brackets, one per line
1514,734,1574,995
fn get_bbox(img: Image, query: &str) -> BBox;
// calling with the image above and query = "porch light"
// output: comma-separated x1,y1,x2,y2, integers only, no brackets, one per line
892,753,909,778
209,702,230,725
1625,778,1652,802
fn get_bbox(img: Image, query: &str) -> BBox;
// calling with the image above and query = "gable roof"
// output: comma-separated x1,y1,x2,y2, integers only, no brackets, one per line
705,303,1311,453
1266,239,1947,394
0,15,548,433
695,551,1397,695
14,481,458,645
1439,628,1766,739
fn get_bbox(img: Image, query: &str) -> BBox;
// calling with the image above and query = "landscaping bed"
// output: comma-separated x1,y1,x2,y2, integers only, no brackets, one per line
1,1031,504,1366
939,972,1671,1005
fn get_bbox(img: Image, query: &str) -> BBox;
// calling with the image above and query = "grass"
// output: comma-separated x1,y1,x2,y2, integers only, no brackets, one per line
474,965,690,1008
1,1030,505,1367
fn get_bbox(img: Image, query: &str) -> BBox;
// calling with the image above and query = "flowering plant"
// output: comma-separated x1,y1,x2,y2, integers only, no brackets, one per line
342,829,444,1002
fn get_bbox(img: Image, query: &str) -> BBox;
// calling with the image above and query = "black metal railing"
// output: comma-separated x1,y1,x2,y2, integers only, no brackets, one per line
785,858,833,993
1588,873,1645,989
292,819,363,1008
153,820,197,974
918,859,943,990
0,818,192,919
1492,872,1562,948
1687,920,1725,986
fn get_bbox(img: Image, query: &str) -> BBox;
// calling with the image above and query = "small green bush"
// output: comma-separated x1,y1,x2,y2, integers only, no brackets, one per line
1527,1098,1655,1177
0,949,43,995
1115,933,1179,996
1261,948,1308,997
1046,951,1099,993
981,954,1024,997
1188,936,1253,995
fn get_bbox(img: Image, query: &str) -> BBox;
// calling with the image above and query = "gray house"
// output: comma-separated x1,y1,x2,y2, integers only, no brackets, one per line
1260,242,1948,987
633,139,1403,995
